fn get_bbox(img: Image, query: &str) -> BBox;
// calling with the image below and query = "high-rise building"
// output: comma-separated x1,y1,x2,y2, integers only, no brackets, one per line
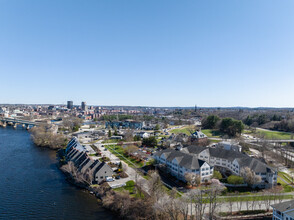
67,101,73,109
81,101,87,111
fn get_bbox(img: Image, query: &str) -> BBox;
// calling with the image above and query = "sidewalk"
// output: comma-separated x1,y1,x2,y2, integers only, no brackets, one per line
94,143,151,194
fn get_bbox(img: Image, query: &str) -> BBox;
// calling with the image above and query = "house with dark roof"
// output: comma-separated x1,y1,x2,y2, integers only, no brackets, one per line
65,137,114,184
154,145,277,188
154,148,213,182
272,200,294,220
190,130,208,144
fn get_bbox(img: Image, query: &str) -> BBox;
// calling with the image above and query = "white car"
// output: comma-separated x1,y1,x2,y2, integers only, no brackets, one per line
106,177,114,182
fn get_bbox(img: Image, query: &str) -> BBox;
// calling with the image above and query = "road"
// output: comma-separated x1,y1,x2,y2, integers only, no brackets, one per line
94,142,151,194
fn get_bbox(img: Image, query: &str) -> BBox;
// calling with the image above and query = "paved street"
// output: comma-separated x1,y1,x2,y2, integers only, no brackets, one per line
94,142,151,194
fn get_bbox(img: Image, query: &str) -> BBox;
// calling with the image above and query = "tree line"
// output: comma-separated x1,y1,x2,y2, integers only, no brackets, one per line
202,115,244,137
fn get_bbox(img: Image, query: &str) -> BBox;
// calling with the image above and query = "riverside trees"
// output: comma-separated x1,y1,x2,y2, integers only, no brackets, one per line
30,124,66,149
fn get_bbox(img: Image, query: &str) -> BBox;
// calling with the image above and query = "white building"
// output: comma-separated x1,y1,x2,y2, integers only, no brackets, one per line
272,200,294,220
154,148,213,182
155,145,277,188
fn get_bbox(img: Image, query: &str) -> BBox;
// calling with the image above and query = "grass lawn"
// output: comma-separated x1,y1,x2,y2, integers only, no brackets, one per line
279,172,293,183
106,145,144,168
113,180,144,198
169,126,193,135
202,129,222,138
255,128,294,140
277,177,294,192
169,127,223,138
102,139,121,144
219,194,294,203
210,139,222,143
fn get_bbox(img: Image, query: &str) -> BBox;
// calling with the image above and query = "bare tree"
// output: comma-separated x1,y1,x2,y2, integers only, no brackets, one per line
147,171,165,202
190,189,207,220
207,183,223,219
124,129,134,142
178,194,190,220
184,172,201,187
240,167,262,186
154,188,181,220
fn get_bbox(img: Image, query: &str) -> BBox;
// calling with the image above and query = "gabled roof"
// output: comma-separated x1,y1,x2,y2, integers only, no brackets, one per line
191,131,207,139
272,200,294,212
154,149,208,170
155,145,276,174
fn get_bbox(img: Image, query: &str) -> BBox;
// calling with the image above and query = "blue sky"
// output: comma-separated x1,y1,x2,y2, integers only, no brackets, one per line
1,0,294,107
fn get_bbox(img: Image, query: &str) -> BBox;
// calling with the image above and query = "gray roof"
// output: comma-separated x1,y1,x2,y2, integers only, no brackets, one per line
191,131,207,139
155,149,208,170
65,138,114,182
272,200,294,212
155,145,276,174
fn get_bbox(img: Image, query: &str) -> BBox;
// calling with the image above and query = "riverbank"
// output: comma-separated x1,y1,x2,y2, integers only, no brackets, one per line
0,127,115,220
58,146,153,220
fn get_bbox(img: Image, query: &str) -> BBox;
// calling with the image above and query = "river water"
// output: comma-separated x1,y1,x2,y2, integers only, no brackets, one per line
0,127,116,220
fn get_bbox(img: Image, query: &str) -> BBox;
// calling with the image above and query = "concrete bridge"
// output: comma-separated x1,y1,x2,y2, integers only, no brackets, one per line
0,117,43,129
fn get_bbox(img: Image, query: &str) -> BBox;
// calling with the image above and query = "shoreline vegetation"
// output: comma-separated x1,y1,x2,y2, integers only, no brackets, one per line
30,127,156,219
30,125,67,150
26,125,285,220
58,148,155,219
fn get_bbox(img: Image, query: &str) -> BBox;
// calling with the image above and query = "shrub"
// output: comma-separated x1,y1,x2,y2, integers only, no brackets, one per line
227,175,244,185
213,170,222,180
126,180,135,187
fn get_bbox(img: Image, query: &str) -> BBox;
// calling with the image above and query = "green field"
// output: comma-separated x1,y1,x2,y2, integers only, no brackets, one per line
255,128,294,140
169,126,192,135
105,145,145,168
277,177,294,192
113,180,144,198
169,127,222,138
201,129,222,138
102,139,121,144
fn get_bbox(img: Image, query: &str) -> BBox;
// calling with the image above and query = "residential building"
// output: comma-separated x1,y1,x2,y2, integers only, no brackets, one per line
154,145,277,188
65,138,113,184
135,132,150,139
215,141,242,152
105,120,144,130
190,130,208,144
272,200,294,220
154,148,214,182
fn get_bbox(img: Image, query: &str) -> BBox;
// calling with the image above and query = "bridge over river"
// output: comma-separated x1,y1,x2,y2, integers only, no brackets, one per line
0,117,44,129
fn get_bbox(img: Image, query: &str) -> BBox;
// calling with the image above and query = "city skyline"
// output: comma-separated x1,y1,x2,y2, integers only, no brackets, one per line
1,1,294,107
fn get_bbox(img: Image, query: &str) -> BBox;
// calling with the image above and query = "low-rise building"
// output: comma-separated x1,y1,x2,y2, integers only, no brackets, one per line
65,138,113,184
154,145,277,188
105,120,144,130
272,200,294,220
154,148,213,182
190,130,208,145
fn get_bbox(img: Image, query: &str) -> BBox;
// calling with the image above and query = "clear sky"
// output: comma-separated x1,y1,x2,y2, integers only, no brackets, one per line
1,0,294,107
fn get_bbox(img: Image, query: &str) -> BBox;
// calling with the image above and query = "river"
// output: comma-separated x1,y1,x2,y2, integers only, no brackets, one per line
0,127,116,220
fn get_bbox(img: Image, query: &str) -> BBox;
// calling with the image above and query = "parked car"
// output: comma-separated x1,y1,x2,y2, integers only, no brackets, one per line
106,177,114,182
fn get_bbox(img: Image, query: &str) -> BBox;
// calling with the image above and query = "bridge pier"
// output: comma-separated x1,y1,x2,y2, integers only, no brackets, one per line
26,125,30,130
13,123,18,129
22,124,25,128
